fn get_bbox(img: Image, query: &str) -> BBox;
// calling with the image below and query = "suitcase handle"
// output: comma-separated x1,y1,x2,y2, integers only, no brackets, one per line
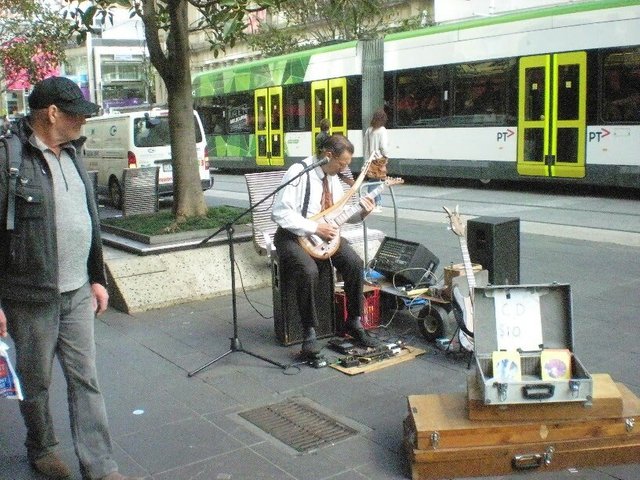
521,384,555,400
512,446,555,470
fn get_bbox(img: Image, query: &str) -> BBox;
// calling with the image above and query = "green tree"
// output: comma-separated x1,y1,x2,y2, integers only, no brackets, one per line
65,0,283,222
248,0,415,56
0,0,70,95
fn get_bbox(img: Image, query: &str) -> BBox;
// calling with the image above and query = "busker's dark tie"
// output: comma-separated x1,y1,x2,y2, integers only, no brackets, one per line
321,175,333,210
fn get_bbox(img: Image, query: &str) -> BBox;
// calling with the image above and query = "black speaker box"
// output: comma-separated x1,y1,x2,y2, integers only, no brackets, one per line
466,216,520,285
372,237,440,287
272,253,335,346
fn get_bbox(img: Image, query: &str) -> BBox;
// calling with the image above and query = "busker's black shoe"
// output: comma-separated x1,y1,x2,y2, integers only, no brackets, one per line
301,327,322,357
301,338,322,357
346,317,383,348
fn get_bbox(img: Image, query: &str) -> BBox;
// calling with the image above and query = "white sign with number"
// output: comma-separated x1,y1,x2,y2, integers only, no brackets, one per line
494,290,543,351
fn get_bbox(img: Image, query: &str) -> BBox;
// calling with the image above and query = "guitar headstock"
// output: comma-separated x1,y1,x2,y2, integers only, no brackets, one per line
384,176,404,187
443,205,465,238
361,149,383,175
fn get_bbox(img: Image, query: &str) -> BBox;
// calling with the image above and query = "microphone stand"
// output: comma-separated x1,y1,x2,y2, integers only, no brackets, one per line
188,159,327,377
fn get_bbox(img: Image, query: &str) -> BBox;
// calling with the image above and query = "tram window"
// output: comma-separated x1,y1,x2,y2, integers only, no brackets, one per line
384,75,395,125
284,83,310,131
525,67,545,121
403,67,442,126
315,89,327,125
395,71,420,126
393,69,438,126
557,64,580,120
557,128,578,163
452,59,516,125
256,95,267,131
270,93,281,131
331,86,344,128
346,77,362,130
227,93,253,134
195,96,226,135
524,128,544,162
602,48,640,123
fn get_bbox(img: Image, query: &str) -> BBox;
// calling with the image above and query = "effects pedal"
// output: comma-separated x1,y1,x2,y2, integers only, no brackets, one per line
309,356,328,368
340,356,359,368
328,338,357,355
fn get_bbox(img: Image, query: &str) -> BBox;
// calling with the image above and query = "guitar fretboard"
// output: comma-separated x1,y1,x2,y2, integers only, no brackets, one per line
323,183,385,226
459,237,476,290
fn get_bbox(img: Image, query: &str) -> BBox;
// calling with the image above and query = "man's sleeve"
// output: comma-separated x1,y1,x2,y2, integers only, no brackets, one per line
271,164,318,237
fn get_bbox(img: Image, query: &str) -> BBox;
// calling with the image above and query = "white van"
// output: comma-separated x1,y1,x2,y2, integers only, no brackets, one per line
82,108,210,207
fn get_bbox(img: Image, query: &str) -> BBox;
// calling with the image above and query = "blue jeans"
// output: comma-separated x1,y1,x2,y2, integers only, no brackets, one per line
366,181,382,206
5,282,118,479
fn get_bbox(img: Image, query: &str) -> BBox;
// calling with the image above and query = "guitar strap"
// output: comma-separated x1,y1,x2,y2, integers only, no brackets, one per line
297,161,311,218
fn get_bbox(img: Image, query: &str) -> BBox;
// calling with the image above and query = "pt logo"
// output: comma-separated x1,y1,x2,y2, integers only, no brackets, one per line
588,128,610,142
497,129,515,142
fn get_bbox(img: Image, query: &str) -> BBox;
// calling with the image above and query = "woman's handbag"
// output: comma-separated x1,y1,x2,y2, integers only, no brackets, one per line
367,156,388,180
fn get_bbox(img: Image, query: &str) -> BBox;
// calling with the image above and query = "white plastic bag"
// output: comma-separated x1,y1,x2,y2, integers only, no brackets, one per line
0,340,23,400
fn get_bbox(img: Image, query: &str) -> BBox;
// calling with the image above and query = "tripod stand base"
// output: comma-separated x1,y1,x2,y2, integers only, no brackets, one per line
188,336,287,377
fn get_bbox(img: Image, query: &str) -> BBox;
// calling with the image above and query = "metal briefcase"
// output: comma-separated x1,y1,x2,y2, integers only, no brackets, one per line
474,284,593,405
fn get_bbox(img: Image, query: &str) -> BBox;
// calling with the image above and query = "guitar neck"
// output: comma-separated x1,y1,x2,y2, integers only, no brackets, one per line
323,183,386,227
459,237,476,289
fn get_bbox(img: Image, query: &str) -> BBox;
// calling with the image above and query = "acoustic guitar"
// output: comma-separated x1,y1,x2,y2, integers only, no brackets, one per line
299,177,404,259
443,205,475,352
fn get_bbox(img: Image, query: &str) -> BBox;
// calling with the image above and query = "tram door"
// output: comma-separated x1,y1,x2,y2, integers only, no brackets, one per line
254,87,284,166
312,78,347,154
517,52,586,178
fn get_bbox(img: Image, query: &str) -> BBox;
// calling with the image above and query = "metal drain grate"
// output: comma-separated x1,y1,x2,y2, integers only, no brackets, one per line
239,398,359,453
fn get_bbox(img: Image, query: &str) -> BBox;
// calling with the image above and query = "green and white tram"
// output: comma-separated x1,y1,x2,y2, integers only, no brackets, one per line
193,0,640,188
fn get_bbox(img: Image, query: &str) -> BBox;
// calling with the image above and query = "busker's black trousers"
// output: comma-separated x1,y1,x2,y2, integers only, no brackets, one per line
273,227,364,329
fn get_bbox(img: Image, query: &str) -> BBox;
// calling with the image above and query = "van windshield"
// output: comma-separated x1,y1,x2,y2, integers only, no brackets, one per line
134,114,203,147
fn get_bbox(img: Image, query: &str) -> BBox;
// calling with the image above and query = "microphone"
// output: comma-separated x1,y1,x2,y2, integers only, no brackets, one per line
300,156,329,173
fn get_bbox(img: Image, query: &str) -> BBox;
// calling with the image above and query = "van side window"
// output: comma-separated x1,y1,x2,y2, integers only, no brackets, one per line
135,117,171,147
134,115,204,146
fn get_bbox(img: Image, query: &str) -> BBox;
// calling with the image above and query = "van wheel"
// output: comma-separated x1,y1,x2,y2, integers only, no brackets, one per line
109,178,123,209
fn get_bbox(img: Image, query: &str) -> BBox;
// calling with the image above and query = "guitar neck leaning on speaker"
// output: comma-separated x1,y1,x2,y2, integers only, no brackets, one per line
443,205,475,352
299,177,404,259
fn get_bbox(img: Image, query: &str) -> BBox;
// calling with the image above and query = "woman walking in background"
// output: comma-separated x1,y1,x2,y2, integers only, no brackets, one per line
363,108,389,212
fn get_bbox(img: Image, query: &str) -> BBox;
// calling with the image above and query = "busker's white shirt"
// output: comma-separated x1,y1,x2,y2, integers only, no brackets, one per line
271,157,345,237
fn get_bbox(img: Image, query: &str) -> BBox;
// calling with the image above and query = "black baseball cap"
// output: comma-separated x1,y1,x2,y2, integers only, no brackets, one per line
28,76,100,116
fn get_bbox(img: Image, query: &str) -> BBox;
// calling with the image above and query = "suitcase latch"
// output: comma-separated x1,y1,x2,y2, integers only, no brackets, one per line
626,418,635,432
495,382,508,402
569,380,580,398
512,446,555,470
430,431,440,449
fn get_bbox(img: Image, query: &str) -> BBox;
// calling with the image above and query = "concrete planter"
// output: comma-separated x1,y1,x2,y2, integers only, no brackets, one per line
100,223,246,246
100,223,272,313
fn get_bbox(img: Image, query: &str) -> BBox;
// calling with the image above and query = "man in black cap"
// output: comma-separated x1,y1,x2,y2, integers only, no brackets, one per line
0,77,141,480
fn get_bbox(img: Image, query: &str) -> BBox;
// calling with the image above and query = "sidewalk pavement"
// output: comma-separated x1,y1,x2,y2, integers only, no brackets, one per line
1,214,639,479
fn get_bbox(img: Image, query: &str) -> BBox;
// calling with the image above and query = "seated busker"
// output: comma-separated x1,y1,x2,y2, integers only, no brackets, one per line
271,134,383,358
